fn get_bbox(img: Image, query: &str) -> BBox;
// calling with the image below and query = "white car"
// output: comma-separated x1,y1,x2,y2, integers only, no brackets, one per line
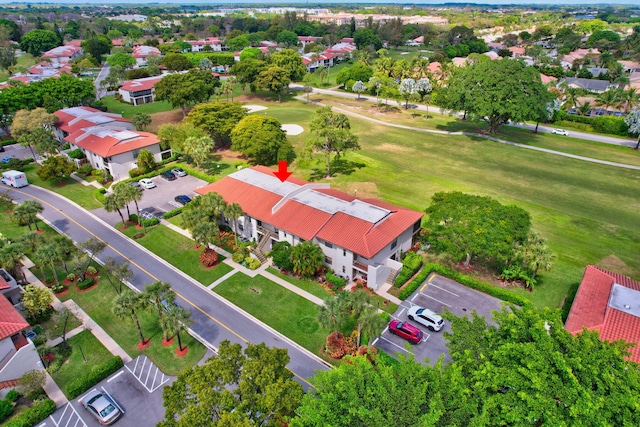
171,167,187,177
138,178,156,189
407,306,445,332
551,129,569,136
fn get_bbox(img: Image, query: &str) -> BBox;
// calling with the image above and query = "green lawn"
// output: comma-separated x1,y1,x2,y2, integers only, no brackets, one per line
58,274,206,375
49,330,114,398
250,98,640,310
267,267,333,300
120,223,233,286
0,53,37,82
101,95,175,118
214,273,329,357
22,164,103,210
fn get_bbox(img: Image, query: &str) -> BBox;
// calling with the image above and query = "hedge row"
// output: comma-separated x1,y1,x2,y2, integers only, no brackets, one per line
77,277,95,290
326,272,346,288
162,207,183,219
398,263,531,307
393,252,423,287
129,214,160,227
4,399,55,427
67,356,124,399
555,111,629,136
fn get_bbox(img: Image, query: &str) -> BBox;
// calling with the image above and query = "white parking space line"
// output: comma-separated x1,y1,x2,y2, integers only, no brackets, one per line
411,293,420,302
419,292,452,307
102,387,125,414
107,370,124,382
49,402,87,427
125,355,170,393
431,284,460,297
378,336,411,353
397,307,405,317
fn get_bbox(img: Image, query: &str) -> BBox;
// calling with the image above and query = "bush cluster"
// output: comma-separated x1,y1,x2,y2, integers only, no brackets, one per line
199,248,219,266
232,251,245,263
326,272,346,288
555,111,628,136
129,214,160,227
67,149,86,159
4,398,55,427
77,277,95,290
398,263,531,307
67,357,124,399
245,256,261,270
394,252,423,287
94,188,106,203
162,207,183,219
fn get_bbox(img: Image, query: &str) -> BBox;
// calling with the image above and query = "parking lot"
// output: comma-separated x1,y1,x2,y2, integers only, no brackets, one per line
373,273,504,364
91,173,207,224
44,355,172,427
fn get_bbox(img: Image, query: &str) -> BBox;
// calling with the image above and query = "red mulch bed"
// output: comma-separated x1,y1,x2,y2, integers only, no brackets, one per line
62,278,75,285
54,182,67,187
55,288,70,297
76,279,98,293
201,263,219,269
175,346,189,357
34,229,44,234
161,337,174,347
137,339,151,350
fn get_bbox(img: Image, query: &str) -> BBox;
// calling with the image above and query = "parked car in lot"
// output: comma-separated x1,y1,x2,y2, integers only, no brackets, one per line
171,167,187,177
127,181,141,189
388,319,423,344
81,390,122,425
160,171,176,181
407,306,444,331
1,155,15,164
174,195,192,206
551,128,569,136
139,178,156,189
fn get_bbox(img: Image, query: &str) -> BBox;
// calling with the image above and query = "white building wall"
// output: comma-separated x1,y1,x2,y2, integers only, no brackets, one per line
0,339,14,368
0,340,42,382
118,88,132,103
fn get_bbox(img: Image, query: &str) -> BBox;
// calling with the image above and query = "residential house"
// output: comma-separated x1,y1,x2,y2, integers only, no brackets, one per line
118,75,164,106
132,46,161,66
0,270,41,386
298,36,322,49
540,74,558,85
41,44,83,65
508,46,526,58
188,38,225,52
302,52,336,72
619,60,640,74
565,266,640,364
483,51,500,60
195,166,423,289
53,107,168,180
559,77,612,93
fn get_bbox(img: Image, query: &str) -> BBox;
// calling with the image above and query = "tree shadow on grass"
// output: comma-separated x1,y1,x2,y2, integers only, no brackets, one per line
308,158,366,181
202,158,231,176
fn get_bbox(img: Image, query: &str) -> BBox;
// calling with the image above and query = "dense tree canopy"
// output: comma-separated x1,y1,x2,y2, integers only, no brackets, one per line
155,70,219,116
441,59,552,133
81,35,112,63
106,52,136,69
269,48,306,81
160,340,303,427
20,29,59,56
255,65,291,102
185,101,247,147
230,58,267,93
230,115,292,165
423,192,531,270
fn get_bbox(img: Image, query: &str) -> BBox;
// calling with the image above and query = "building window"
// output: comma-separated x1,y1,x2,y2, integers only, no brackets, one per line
413,221,421,233
257,220,262,227
391,239,397,249
342,266,346,273
325,241,333,248
343,249,346,257
132,149,140,159
325,256,333,265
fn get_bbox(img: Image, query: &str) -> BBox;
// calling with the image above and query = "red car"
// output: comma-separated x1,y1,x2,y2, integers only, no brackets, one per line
388,319,423,344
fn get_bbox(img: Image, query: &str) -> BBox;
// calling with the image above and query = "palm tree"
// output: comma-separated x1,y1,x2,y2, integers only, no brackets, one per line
51,234,75,275
220,80,234,101
529,244,557,280
576,101,592,116
0,241,26,282
112,290,149,346
621,88,640,113
104,193,126,226
114,183,143,226
358,305,386,347
33,243,65,288
160,305,193,352
145,281,175,321
224,202,243,248
12,200,44,231
594,89,623,115
561,86,580,112
180,206,204,233
191,222,219,249
290,241,325,278
317,293,349,332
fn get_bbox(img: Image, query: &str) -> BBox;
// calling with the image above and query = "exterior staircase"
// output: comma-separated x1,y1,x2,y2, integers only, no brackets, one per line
251,228,278,264
385,268,400,286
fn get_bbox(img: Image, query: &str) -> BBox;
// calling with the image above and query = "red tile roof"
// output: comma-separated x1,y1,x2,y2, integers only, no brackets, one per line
565,266,640,363
54,107,131,135
195,166,422,258
0,295,29,341
132,46,161,58
119,75,164,93
66,128,160,158
0,275,10,290
42,45,82,59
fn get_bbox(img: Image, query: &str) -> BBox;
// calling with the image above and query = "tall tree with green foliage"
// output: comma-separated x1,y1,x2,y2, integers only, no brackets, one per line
306,106,360,177
441,59,552,133
21,284,53,320
624,109,640,150
230,115,292,165
106,52,136,69
20,29,59,55
162,53,191,72
12,200,44,231
160,305,193,352
255,65,291,102
112,289,150,347
131,113,152,131
230,58,267,93
182,136,214,170
224,202,243,248
37,156,76,182
159,340,303,427
423,192,531,270
185,101,247,147
269,48,306,81
155,70,219,116
135,149,156,174
81,35,112,63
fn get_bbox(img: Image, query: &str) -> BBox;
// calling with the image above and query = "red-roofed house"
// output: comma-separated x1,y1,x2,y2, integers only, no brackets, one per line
0,269,41,385
132,46,161,66
118,75,164,106
298,36,321,49
196,166,423,288
188,38,225,52
565,266,640,364
54,107,168,180
41,44,83,65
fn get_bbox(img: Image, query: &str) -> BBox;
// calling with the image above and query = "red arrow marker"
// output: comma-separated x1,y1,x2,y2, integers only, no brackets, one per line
273,160,292,182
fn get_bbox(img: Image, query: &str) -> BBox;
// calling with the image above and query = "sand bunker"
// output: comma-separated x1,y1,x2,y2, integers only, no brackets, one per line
281,124,304,135
243,104,268,113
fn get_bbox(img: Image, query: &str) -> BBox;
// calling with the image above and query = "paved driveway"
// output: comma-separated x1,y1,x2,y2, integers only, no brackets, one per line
45,356,172,427
92,174,206,225
373,273,504,364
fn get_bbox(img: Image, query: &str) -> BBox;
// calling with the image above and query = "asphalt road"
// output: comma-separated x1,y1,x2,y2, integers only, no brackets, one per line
7,184,330,388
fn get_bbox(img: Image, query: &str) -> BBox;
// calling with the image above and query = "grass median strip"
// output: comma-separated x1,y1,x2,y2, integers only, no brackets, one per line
213,273,329,358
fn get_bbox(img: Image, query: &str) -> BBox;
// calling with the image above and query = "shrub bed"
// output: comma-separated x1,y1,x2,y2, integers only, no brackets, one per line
77,277,95,290
394,252,423,287
326,272,346,288
555,111,628,136
66,356,123,399
129,214,160,227
398,263,531,307
162,207,183,219
4,399,56,427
